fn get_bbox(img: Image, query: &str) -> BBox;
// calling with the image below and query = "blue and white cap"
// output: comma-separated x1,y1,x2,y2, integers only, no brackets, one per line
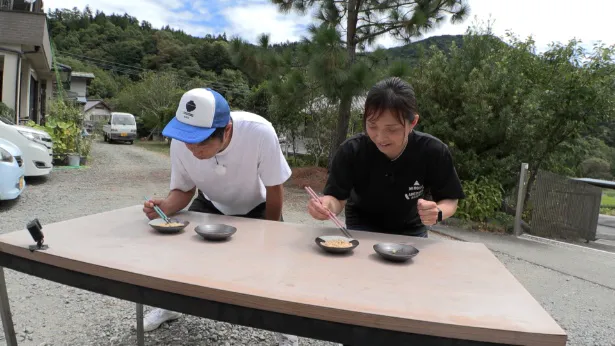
162,88,231,144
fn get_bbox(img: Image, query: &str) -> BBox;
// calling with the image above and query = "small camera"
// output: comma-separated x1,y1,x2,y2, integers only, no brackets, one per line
26,219,47,251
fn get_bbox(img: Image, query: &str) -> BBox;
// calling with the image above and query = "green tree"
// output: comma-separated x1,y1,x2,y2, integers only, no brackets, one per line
270,0,469,162
112,71,183,139
412,24,615,206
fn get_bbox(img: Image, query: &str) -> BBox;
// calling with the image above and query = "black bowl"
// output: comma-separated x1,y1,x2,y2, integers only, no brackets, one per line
315,235,359,254
194,224,237,241
148,218,189,234
373,242,419,262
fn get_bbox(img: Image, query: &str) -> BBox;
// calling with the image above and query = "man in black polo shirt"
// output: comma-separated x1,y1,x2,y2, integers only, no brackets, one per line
308,77,465,237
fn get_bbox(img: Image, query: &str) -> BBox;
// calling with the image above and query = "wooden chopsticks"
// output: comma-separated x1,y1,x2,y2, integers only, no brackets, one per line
304,186,353,239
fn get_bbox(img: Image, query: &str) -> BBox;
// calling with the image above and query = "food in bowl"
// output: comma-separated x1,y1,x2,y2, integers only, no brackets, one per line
321,239,353,248
157,222,185,227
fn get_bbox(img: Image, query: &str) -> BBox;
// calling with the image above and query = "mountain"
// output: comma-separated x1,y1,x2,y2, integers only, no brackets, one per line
381,34,464,61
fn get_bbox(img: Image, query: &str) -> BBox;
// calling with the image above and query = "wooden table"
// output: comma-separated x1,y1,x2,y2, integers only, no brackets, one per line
0,205,567,346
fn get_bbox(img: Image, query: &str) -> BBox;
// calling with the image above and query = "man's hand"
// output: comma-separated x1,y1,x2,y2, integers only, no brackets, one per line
417,198,440,226
143,188,196,220
143,198,171,220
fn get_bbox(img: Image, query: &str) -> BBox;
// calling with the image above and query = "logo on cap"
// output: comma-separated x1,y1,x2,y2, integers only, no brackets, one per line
186,100,196,112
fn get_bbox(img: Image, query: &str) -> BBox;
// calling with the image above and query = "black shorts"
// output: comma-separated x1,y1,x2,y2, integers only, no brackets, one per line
189,190,283,221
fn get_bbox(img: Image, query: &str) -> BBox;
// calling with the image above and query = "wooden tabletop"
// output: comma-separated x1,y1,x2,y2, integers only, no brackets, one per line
0,205,566,345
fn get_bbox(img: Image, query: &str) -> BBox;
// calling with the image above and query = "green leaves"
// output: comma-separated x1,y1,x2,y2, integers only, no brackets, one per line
456,177,504,222
413,26,615,193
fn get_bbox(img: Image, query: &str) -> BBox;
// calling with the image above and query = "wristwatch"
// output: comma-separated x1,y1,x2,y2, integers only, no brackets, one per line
437,208,443,223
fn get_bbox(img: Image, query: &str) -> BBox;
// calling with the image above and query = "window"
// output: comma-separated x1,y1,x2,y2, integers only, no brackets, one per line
112,114,135,125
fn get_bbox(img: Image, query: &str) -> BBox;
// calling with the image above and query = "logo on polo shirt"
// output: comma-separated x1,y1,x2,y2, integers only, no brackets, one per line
405,180,424,200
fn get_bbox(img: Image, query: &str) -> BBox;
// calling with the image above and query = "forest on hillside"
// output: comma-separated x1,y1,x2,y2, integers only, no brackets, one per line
45,6,615,224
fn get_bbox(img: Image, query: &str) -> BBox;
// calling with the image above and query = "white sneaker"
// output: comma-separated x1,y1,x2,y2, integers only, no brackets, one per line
143,308,182,332
276,333,299,346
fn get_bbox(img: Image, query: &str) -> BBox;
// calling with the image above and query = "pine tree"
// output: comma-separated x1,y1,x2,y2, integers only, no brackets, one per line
270,0,470,163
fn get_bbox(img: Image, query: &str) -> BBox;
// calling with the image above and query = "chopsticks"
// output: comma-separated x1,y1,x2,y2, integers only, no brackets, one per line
304,186,353,239
144,196,170,223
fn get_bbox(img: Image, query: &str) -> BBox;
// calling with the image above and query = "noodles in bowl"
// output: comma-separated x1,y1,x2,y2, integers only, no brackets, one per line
315,235,359,254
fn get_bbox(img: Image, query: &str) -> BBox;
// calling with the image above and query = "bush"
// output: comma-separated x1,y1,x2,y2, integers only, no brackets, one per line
0,102,15,122
580,157,613,180
27,100,84,160
600,207,615,216
456,177,504,222
486,212,515,234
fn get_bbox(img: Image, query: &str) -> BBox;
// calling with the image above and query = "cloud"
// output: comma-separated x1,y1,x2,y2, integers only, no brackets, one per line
221,3,314,44
45,0,615,52
45,0,214,36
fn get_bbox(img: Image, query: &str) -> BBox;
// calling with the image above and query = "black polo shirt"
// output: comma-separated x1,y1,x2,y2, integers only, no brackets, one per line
323,131,465,236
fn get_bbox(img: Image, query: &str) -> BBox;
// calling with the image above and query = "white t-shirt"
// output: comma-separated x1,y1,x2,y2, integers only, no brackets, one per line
169,111,292,215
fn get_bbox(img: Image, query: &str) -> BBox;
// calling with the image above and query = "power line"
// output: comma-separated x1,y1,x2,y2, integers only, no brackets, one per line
58,50,147,71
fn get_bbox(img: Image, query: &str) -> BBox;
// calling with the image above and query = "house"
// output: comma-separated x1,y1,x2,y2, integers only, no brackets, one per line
0,0,53,125
51,63,95,105
83,99,111,131
66,71,95,104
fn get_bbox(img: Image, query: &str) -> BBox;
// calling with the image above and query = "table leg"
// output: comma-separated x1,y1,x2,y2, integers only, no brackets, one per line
136,303,144,346
0,268,17,346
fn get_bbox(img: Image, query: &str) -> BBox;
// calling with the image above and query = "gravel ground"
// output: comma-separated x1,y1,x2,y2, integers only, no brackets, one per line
0,140,613,346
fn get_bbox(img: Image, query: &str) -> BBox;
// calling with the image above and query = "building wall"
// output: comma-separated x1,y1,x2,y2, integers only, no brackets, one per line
45,79,52,114
85,107,111,122
0,48,20,112
0,11,51,70
19,59,30,120
70,78,87,98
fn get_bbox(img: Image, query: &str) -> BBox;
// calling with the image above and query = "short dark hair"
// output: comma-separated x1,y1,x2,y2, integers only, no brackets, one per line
209,127,226,141
198,127,225,145
363,77,418,125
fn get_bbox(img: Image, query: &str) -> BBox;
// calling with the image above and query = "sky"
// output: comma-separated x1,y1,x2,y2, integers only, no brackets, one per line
45,0,615,53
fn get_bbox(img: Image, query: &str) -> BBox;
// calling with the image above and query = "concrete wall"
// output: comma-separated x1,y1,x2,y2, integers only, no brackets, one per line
85,108,111,122
70,78,88,98
19,59,30,120
45,78,52,114
0,43,50,123
0,10,51,70
0,49,20,113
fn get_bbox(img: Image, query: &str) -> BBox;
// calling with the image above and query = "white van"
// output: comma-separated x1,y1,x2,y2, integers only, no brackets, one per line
103,112,137,144
0,114,53,177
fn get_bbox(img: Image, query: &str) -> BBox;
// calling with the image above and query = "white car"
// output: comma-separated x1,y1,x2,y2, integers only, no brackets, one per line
0,138,25,200
0,115,53,177
103,112,137,144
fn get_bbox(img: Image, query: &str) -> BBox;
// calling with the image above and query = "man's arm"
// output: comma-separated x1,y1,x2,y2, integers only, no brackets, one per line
257,124,292,221
164,188,197,214
265,184,284,221
143,188,196,220
164,139,197,215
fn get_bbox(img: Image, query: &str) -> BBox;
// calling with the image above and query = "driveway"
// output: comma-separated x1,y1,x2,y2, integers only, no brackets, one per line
0,140,613,345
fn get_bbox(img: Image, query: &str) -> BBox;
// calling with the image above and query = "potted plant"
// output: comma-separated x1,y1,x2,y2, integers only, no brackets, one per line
67,152,81,167
79,134,92,166
27,100,84,166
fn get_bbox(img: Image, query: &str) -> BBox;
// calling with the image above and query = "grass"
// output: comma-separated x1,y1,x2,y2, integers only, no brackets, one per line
134,140,170,155
601,189,615,216
602,189,615,205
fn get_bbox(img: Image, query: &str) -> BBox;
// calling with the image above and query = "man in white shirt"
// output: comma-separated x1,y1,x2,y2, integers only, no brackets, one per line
142,88,298,345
